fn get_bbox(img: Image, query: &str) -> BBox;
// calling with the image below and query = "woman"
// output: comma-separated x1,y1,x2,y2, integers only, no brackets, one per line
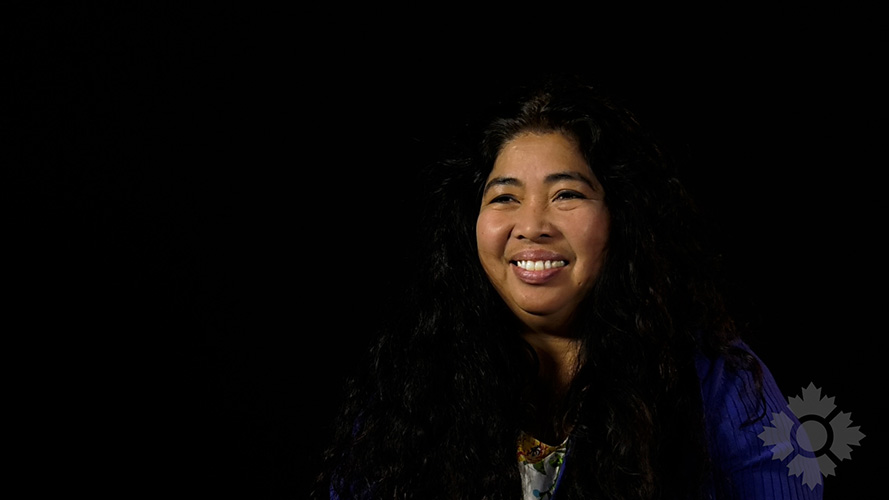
314,74,821,499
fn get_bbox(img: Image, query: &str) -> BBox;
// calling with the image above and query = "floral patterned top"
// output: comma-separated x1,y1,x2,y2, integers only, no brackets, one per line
517,432,568,500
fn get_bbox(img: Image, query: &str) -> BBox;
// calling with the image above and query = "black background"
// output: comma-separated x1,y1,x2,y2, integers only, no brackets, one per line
10,4,884,497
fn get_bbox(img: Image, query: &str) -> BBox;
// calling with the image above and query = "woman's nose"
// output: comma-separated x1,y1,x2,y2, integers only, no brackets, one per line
514,202,555,241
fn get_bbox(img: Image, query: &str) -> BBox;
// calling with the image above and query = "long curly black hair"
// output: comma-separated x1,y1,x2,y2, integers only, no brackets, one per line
314,74,761,499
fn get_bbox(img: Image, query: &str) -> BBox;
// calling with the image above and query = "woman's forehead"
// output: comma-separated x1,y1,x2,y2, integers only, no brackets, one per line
489,132,595,181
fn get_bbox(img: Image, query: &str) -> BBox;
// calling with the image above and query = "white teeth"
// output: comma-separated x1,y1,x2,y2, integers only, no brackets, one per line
515,260,567,271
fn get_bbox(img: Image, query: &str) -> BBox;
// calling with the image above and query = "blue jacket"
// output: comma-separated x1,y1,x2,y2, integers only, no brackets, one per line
693,345,824,499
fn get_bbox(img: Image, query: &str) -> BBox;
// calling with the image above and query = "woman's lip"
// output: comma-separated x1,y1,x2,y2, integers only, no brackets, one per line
511,261,566,285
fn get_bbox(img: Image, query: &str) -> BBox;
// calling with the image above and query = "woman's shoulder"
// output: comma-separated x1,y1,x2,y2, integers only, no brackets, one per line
693,340,825,499
694,340,776,411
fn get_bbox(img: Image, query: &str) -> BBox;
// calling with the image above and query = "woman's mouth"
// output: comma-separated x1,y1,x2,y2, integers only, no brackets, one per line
510,259,569,285
512,260,568,271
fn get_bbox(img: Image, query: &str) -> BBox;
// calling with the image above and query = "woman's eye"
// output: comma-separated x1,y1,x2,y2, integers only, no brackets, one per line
554,190,586,201
490,194,517,204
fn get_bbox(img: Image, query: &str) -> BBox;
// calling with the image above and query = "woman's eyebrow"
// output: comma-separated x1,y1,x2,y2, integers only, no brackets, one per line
483,172,598,196
545,171,598,190
482,176,522,196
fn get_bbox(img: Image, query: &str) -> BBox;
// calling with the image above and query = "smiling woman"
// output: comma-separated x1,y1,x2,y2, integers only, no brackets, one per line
477,132,610,337
313,74,823,499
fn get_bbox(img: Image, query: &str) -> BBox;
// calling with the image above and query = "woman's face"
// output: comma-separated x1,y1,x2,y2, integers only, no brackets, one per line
476,132,610,334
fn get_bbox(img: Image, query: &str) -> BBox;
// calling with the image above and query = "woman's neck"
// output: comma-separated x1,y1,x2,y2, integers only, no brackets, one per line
522,331,579,393
521,331,580,443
